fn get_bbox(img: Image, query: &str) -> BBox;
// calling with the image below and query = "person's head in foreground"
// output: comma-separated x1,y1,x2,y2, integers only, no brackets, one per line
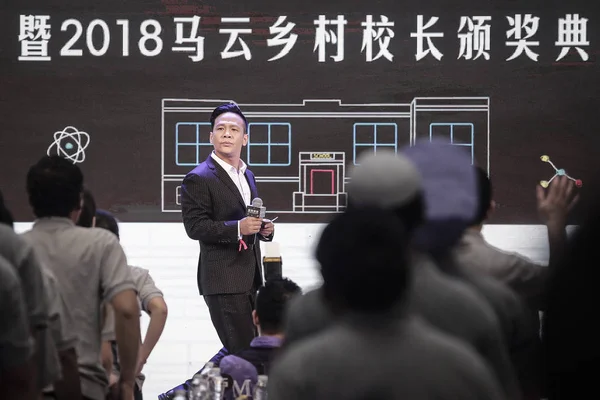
316,206,411,315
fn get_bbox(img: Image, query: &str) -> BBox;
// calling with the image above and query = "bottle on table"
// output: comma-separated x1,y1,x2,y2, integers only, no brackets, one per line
254,375,268,400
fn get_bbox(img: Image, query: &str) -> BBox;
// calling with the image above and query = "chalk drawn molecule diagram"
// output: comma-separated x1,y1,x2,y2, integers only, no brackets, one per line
47,126,90,164
539,155,582,188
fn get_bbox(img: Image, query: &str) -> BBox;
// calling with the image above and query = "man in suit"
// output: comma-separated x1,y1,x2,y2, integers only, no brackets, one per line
181,102,275,354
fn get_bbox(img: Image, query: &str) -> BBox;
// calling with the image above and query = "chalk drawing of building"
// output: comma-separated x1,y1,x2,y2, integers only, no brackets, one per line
161,98,490,218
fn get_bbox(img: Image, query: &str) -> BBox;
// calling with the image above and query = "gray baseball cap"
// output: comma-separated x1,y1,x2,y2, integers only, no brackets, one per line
348,150,422,209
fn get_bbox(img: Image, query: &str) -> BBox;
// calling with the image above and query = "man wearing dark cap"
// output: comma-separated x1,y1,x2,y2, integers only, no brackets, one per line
181,103,275,354
283,151,424,346
270,207,504,400
282,149,520,399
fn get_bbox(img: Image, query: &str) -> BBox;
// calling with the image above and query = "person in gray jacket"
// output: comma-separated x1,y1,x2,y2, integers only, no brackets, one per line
0,193,81,399
270,207,504,400
95,209,169,400
283,149,519,399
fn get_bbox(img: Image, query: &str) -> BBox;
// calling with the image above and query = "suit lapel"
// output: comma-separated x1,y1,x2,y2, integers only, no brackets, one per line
207,156,247,209
245,170,259,245
245,170,258,201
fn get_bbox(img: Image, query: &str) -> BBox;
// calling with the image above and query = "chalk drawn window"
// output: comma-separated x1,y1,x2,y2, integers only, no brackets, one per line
353,123,398,165
247,122,292,167
175,122,212,166
429,123,475,164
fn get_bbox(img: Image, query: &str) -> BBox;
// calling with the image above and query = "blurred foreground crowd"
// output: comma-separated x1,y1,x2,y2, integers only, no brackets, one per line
1,139,598,400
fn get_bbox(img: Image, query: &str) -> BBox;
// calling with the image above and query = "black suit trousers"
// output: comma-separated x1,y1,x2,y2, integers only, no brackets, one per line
203,267,260,354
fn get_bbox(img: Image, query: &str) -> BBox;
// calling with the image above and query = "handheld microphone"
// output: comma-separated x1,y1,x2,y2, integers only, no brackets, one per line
263,242,283,281
246,197,266,219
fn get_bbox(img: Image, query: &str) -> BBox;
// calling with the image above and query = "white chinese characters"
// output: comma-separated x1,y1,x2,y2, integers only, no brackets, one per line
457,16,491,60
219,17,252,60
16,14,593,63
410,15,444,61
361,15,395,62
314,15,347,62
506,14,540,61
267,16,298,61
555,14,589,61
19,15,52,61
173,16,205,62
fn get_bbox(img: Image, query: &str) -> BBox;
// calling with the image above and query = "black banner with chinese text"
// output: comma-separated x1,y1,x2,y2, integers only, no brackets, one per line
0,0,598,223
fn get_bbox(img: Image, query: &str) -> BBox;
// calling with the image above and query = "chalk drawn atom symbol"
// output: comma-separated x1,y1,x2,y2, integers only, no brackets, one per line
47,126,90,164
539,155,582,188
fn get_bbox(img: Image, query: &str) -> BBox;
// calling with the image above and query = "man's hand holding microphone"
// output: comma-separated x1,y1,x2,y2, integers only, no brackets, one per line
259,220,274,237
240,216,263,235
241,197,274,237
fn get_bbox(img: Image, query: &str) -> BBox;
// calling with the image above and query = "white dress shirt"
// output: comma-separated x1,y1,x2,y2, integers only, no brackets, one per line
211,152,251,239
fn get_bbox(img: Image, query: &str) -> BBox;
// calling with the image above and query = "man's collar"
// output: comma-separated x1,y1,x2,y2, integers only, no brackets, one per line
465,226,485,238
211,151,247,173
250,335,283,348
339,305,410,329
460,227,486,244
33,217,75,227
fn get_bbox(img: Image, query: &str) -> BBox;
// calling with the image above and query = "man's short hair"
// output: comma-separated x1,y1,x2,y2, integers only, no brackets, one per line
316,207,411,313
77,188,97,228
472,166,493,226
26,156,84,218
255,278,301,334
210,102,248,131
94,209,120,239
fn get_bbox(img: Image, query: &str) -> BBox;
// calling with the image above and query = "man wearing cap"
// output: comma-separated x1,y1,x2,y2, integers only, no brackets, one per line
270,207,504,400
282,149,520,399
283,151,424,347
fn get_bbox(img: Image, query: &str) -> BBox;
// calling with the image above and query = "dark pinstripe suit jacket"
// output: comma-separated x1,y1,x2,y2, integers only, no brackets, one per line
181,155,273,296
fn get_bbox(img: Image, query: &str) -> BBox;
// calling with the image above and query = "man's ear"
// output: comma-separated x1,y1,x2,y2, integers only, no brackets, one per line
252,310,259,327
209,132,214,144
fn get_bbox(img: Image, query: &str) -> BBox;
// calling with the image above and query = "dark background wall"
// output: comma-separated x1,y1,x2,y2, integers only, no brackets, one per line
1,0,598,223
